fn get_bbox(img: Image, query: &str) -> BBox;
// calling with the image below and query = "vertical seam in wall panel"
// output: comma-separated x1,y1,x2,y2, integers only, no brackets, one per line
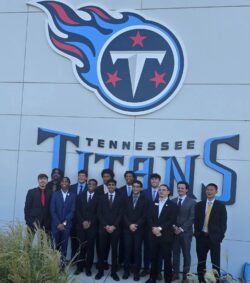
12,8,29,224
132,117,136,156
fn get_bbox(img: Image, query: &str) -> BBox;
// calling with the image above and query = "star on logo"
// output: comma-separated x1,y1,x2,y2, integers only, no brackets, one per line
106,71,122,87
150,71,166,87
130,31,147,47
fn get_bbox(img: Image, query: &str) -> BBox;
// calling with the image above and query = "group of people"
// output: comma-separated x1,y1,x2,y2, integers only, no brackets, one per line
24,168,227,283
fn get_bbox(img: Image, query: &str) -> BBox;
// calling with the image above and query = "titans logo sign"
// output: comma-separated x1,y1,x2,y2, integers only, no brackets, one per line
30,1,186,115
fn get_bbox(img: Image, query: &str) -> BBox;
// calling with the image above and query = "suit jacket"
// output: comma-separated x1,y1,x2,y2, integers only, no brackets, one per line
172,196,196,233
50,190,76,231
142,188,159,204
24,187,52,230
148,198,178,242
118,185,132,200
123,194,148,230
69,183,88,195
76,191,99,229
98,193,123,229
194,200,227,243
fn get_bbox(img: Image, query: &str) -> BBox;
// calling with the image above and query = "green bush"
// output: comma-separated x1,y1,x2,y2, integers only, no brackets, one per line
0,223,74,283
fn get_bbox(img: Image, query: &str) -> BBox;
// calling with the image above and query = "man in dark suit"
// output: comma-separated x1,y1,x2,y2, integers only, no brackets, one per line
50,177,76,261
75,178,98,276
172,181,196,283
95,179,123,281
69,169,88,261
24,173,52,233
95,168,115,270
96,168,115,196
146,184,178,283
46,168,64,192
141,173,161,278
194,183,227,282
118,170,136,266
123,180,148,281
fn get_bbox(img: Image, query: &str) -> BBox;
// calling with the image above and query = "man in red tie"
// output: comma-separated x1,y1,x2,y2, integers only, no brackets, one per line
24,173,52,233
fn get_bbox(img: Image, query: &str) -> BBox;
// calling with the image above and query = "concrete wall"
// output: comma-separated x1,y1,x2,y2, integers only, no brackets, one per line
1,0,250,276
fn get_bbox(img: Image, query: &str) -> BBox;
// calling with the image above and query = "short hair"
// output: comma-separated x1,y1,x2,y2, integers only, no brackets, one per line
61,176,71,184
51,168,64,178
132,180,143,188
124,171,136,179
78,169,88,177
150,173,161,181
206,183,218,191
177,181,189,190
88,178,98,186
38,173,48,180
101,169,115,178
107,179,117,185
160,184,170,190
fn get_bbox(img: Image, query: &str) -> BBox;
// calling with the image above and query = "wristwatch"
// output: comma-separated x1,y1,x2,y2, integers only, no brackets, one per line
63,221,67,226
158,227,162,231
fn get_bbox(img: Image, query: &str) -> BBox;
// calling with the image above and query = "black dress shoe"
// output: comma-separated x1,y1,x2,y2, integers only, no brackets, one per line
85,269,92,276
95,271,104,280
134,273,140,281
111,272,120,281
145,279,156,283
74,268,82,275
122,271,130,279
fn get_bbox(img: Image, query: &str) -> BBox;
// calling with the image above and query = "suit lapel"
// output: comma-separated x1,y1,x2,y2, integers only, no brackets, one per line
159,199,169,218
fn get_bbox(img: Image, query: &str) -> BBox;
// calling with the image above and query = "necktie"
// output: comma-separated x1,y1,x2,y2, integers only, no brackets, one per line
128,186,132,196
109,194,113,207
41,190,45,207
133,196,138,208
204,201,212,231
153,190,157,201
178,198,182,207
88,193,92,203
79,184,83,194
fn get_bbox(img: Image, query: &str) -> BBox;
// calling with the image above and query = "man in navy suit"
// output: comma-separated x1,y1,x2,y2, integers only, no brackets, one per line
146,184,178,283
95,179,123,281
194,183,227,282
123,180,148,281
75,178,99,276
24,173,52,233
118,170,136,266
50,177,76,262
69,169,88,260
141,173,162,279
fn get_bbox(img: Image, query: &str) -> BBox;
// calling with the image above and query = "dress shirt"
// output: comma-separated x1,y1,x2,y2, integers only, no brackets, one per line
158,198,168,217
61,190,69,201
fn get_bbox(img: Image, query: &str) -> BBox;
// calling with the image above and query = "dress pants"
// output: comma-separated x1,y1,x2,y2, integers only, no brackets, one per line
98,229,120,273
173,231,193,275
150,236,173,282
123,229,143,274
196,233,221,282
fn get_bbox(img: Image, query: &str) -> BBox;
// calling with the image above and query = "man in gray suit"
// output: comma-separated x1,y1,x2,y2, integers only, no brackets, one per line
172,181,196,283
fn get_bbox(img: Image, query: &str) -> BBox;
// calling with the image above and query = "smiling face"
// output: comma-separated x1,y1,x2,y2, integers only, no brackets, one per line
78,173,87,184
88,180,97,193
150,177,160,188
107,181,116,193
125,173,135,185
158,185,170,199
38,177,48,189
177,183,188,197
61,177,70,191
206,185,217,200
132,182,142,195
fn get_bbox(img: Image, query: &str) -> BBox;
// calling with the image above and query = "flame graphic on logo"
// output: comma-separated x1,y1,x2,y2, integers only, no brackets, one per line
30,1,171,91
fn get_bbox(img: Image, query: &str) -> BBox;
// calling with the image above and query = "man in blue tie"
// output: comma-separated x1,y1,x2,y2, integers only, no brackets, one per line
141,173,162,279
50,177,76,266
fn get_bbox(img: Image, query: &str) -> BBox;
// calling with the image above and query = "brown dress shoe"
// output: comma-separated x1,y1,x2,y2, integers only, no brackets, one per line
172,273,180,281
